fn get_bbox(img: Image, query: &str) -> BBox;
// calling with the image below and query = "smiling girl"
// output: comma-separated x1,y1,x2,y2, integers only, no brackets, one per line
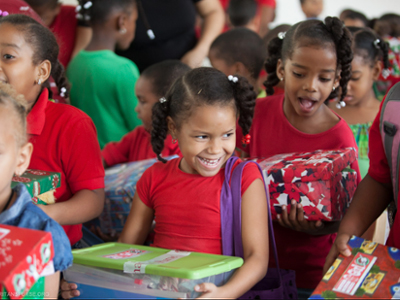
236,17,361,298
117,67,269,299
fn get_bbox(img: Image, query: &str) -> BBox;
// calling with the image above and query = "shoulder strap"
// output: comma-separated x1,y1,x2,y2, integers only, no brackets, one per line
380,82,400,207
220,156,240,256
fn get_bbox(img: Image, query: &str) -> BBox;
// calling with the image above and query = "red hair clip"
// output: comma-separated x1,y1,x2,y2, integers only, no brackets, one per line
242,134,251,146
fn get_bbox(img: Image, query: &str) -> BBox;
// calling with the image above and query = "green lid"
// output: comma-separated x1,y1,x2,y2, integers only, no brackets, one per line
72,243,243,280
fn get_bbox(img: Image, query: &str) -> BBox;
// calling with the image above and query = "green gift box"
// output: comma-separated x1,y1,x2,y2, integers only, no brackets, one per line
11,170,61,205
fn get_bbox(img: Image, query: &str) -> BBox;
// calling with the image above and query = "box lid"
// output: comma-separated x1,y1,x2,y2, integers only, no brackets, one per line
71,243,243,280
0,224,54,299
255,148,357,183
105,156,179,199
11,170,61,198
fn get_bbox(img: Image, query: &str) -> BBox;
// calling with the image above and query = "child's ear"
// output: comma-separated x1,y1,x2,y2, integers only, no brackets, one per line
372,60,383,81
234,62,248,78
117,13,128,32
15,142,33,176
333,71,341,90
167,116,177,139
36,60,51,84
276,59,284,81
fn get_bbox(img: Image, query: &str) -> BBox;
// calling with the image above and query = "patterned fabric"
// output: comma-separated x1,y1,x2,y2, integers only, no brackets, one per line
349,122,372,159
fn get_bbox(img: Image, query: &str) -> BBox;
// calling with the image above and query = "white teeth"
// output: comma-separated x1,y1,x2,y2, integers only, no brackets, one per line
199,157,220,166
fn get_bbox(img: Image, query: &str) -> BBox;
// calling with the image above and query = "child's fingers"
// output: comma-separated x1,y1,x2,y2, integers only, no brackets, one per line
194,282,216,293
335,234,352,257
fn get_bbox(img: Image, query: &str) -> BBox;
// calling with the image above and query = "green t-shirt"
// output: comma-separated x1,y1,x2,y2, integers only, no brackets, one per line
349,122,372,179
67,50,141,148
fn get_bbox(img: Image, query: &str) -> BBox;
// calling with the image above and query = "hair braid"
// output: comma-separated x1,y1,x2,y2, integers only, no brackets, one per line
231,76,256,137
51,60,71,100
324,17,353,102
379,39,390,70
264,36,284,96
151,98,170,163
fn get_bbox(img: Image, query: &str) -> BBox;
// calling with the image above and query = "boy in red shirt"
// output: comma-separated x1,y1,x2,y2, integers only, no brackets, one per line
101,60,190,167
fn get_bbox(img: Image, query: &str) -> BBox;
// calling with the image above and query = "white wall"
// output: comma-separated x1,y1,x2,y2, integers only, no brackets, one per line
271,0,399,27
62,0,398,26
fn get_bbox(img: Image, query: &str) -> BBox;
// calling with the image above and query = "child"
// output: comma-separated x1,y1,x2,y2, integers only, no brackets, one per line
209,28,265,96
67,0,141,149
329,27,389,178
324,83,400,276
117,67,269,299
300,0,323,20
25,0,92,68
101,60,190,167
0,83,72,299
227,0,260,32
238,17,361,298
339,9,369,28
0,14,105,247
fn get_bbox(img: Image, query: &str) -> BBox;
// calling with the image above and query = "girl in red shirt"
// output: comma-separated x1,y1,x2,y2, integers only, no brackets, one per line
118,67,269,299
0,14,105,246
238,17,361,298
101,60,190,167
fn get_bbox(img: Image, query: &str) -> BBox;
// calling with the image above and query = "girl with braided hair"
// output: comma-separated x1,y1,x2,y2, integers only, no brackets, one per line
118,67,269,299
0,14,105,247
329,26,390,178
236,16,361,297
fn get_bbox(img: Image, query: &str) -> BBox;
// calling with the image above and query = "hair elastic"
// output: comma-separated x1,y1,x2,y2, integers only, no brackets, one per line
278,31,286,40
228,75,238,83
373,39,381,50
60,87,67,98
0,10,9,17
336,101,346,109
242,134,251,146
159,97,167,103
382,68,391,79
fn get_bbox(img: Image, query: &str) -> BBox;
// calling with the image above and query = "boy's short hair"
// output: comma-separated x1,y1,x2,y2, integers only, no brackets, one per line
210,28,265,80
85,0,136,26
141,60,191,98
342,9,368,27
228,0,257,27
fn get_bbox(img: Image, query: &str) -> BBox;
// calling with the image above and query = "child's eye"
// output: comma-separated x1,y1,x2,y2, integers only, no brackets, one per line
223,132,234,138
3,54,14,59
319,77,331,82
195,135,208,140
292,71,303,78
350,77,360,81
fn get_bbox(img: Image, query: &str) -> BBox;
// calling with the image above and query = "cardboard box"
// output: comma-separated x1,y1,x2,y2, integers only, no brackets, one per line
63,242,243,299
99,156,179,235
0,225,54,299
11,170,61,205
310,236,400,299
255,148,357,221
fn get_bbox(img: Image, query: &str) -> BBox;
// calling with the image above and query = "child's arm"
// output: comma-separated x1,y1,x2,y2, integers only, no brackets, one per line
119,193,154,245
39,189,104,225
323,174,392,273
71,26,92,59
195,178,269,299
44,272,60,299
181,0,224,68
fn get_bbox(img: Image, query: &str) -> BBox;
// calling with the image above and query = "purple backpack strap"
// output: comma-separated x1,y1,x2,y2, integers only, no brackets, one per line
220,158,282,281
221,156,240,256
380,82,400,208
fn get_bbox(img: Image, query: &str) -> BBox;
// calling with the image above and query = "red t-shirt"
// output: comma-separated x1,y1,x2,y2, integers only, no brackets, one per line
27,89,105,245
49,5,77,68
237,94,361,289
219,0,276,9
137,157,262,254
368,99,400,248
101,126,181,166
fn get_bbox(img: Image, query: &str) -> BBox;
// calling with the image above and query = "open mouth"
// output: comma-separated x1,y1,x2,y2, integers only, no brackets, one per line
197,156,222,168
344,95,353,102
298,97,318,112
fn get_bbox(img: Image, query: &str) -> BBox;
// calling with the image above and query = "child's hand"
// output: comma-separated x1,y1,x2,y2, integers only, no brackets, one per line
323,233,352,275
59,279,80,299
277,200,324,234
194,283,228,299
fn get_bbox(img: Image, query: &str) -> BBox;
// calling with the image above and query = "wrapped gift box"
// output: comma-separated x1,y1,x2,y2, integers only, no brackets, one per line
254,148,357,221
0,224,54,299
99,156,179,235
63,242,243,299
11,170,61,205
310,236,400,299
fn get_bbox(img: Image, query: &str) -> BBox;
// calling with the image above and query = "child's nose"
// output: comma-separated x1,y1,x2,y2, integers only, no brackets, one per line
208,138,222,153
303,77,317,92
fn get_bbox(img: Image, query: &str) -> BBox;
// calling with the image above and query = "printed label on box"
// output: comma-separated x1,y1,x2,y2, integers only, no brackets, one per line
323,258,343,282
123,250,191,274
102,249,150,260
333,253,377,295
361,272,385,295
